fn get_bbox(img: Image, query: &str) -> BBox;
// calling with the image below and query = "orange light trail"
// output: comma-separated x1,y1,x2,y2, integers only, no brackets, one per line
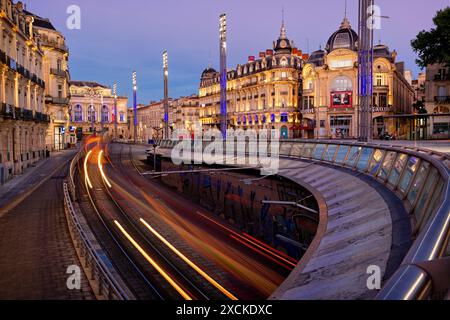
98,150,112,188
140,218,238,300
243,233,298,264
84,150,93,189
113,220,192,300
196,211,297,268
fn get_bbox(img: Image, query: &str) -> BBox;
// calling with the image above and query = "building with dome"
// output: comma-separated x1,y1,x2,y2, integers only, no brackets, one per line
198,20,308,139
301,17,414,139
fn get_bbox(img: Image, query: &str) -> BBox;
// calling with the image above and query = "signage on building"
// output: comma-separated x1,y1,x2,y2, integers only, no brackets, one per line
372,107,390,113
330,91,352,108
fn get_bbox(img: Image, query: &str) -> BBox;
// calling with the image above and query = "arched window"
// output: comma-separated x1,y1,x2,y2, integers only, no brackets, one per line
88,106,96,122
74,105,83,122
331,76,353,91
102,105,109,122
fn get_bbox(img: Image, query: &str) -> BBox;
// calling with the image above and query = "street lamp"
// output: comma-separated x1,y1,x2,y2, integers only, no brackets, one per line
219,13,228,138
132,71,138,143
163,50,169,140
113,82,118,140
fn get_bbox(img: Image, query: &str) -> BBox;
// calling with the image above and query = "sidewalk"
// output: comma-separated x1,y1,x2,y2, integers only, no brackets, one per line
0,147,79,217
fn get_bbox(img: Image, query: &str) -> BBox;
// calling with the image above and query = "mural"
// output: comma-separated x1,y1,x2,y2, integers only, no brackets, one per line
157,159,319,259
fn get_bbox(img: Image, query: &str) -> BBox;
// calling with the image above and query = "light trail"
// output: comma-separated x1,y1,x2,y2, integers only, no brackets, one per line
243,233,298,264
98,150,112,188
229,235,293,270
84,150,93,189
140,218,238,300
114,220,193,300
196,211,297,268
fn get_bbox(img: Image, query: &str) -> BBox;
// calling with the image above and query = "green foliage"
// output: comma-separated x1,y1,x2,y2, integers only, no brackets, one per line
411,7,450,68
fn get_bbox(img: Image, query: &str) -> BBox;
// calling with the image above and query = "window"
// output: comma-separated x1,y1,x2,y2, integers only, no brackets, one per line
57,59,62,71
119,112,125,122
102,105,109,122
74,105,83,122
88,106,96,122
58,84,63,98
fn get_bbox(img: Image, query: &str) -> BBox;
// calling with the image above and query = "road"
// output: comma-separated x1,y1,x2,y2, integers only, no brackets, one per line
78,140,295,300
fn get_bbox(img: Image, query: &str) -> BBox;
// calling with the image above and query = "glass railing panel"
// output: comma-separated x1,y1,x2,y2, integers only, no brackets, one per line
388,153,408,187
290,143,304,157
413,167,438,222
313,144,326,160
398,156,420,194
407,162,430,206
368,149,385,175
345,146,361,167
418,178,444,233
301,143,315,158
378,151,396,180
356,147,374,172
334,145,349,164
323,144,338,162
279,142,293,156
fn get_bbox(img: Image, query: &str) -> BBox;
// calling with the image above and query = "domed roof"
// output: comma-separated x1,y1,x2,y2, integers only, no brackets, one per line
201,67,218,78
325,18,358,53
307,49,326,67
373,44,390,58
273,21,293,55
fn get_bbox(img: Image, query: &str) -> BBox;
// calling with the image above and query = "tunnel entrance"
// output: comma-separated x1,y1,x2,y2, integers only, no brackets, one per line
147,156,319,260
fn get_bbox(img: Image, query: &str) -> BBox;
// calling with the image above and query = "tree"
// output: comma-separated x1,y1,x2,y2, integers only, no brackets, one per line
411,7,450,68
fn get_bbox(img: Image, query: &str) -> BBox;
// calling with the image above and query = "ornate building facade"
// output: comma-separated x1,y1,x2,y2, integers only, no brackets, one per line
69,81,128,139
423,64,450,139
199,21,306,139
136,94,199,142
0,0,49,184
25,9,70,150
301,17,414,139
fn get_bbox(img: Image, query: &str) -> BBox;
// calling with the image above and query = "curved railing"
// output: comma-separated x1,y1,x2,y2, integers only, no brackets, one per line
154,138,450,299
64,148,134,300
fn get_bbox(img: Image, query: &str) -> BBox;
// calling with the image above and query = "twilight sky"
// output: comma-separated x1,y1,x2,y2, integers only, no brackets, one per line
26,0,449,105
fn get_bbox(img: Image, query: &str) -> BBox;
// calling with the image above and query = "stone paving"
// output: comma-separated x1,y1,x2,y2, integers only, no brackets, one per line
0,148,94,300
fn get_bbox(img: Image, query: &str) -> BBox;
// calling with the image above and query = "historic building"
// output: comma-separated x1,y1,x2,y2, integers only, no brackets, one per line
69,81,128,139
136,94,199,142
301,17,414,139
25,9,70,150
423,64,450,139
199,21,307,139
0,0,49,184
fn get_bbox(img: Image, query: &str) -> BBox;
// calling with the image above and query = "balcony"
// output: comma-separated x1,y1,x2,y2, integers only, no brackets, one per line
50,68,68,78
300,108,315,115
434,96,450,104
40,38,69,52
46,96,70,105
0,103,13,118
34,112,51,123
434,74,450,81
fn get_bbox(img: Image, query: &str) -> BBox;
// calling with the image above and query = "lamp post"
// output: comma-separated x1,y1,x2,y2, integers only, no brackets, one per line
219,14,228,138
163,50,169,140
113,82,118,140
100,93,104,133
357,0,375,142
132,71,138,143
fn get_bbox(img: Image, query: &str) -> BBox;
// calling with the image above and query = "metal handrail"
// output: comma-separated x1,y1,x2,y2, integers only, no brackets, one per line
64,152,134,300
154,138,450,300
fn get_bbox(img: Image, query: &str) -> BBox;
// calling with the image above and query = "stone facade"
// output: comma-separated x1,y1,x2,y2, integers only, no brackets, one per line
0,0,49,184
69,81,129,139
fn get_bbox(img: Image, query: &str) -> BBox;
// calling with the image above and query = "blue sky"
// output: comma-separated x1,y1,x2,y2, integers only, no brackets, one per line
26,0,449,105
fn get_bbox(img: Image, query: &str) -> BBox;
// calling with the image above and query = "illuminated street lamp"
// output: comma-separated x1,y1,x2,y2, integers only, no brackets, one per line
219,14,227,138
113,82,118,140
163,50,169,140
132,71,138,143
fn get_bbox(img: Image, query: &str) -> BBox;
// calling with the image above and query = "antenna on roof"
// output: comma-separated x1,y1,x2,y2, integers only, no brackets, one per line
344,0,347,19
